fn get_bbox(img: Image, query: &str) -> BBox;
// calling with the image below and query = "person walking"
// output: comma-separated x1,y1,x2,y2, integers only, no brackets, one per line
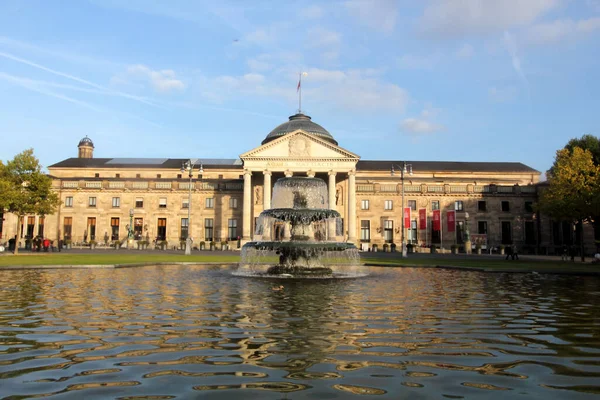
511,244,519,260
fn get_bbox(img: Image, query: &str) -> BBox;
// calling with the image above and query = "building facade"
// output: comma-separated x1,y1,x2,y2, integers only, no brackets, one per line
0,113,594,253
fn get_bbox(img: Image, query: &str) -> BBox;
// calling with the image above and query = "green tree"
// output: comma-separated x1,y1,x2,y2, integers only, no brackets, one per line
0,149,60,254
538,146,600,260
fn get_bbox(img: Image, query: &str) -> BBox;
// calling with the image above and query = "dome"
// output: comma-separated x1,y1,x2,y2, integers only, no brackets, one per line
78,136,94,148
262,113,337,145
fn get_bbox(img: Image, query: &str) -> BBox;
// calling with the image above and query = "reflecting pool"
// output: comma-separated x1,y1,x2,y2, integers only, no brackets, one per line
1,265,599,399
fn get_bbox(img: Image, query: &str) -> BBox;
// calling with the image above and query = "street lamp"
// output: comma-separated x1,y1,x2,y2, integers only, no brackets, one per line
181,159,203,255
391,162,413,257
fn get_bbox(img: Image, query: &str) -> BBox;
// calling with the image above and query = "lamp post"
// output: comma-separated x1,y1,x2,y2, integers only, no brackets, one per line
181,159,203,255
127,208,134,249
391,162,413,257
464,211,471,254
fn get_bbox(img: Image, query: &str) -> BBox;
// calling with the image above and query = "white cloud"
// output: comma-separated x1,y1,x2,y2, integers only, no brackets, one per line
300,5,324,19
489,86,517,102
121,64,185,93
306,27,342,48
197,68,409,113
455,44,475,59
400,118,444,134
503,32,530,98
247,56,272,72
419,0,560,38
526,17,600,44
344,0,397,33
398,53,440,70
400,106,445,135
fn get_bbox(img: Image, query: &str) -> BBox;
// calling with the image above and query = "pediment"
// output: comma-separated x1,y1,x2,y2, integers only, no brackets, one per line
240,131,359,161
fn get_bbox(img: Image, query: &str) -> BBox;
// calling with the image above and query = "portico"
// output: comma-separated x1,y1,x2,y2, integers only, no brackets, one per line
239,116,359,244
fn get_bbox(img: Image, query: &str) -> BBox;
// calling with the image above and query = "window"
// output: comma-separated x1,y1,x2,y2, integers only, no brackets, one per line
206,198,214,209
26,216,35,238
501,221,512,244
431,200,440,210
87,217,96,241
478,201,487,212
455,200,463,211
88,197,97,207
65,196,73,207
94,173,100,178
135,197,144,208
205,218,214,241
159,198,167,208
408,200,417,211
478,221,488,234
134,218,143,239
177,174,182,179
112,197,120,208
360,220,370,242
409,219,417,243
63,217,72,240
384,200,393,210
524,201,533,213
181,218,189,240
501,201,510,212
157,174,161,179
38,217,44,237
111,217,120,240
456,221,464,244
115,173,120,178
384,220,394,243
182,198,189,209
229,198,238,209
525,221,536,245
228,219,238,240
157,218,167,241
136,174,141,178
361,199,370,210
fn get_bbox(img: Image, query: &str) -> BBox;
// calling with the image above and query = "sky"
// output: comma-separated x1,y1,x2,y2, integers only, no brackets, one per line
0,0,598,178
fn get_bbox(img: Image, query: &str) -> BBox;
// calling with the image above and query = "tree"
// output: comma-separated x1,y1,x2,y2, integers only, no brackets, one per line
0,149,60,254
538,146,600,260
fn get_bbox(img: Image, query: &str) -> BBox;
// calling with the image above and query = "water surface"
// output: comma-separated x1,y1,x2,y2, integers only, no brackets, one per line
1,265,599,399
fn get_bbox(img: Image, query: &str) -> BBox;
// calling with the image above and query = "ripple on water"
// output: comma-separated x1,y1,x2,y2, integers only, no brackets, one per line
0,266,599,398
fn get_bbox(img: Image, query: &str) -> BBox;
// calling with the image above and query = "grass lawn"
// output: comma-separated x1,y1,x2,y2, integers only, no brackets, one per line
360,255,600,274
0,253,240,266
0,252,598,274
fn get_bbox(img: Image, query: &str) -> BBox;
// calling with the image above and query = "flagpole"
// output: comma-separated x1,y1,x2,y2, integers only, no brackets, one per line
299,72,302,113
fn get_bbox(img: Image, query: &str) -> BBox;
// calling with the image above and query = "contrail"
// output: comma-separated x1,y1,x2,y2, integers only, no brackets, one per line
0,50,161,107
503,31,531,101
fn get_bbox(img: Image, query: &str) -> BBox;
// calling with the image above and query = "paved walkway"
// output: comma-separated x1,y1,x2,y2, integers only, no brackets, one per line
1,246,595,264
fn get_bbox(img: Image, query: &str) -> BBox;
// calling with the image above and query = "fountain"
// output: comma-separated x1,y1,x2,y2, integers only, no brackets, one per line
238,176,365,278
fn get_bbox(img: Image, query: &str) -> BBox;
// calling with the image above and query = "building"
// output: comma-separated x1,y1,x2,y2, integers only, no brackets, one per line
0,113,594,253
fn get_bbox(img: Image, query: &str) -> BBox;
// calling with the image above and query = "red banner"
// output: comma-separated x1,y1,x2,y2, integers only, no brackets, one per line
419,208,427,230
404,207,411,229
447,210,456,232
432,210,441,231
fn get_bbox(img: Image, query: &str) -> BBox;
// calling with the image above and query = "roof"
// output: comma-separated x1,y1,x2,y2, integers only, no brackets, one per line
78,136,94,148
261,113,338,145
48,158,243,169
356,160,539,174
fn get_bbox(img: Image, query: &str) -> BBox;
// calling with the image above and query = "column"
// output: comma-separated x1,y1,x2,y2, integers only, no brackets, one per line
328,171,337,240
347,170,357,243
243,170,252,240
263,171,272,210
328,171,336,209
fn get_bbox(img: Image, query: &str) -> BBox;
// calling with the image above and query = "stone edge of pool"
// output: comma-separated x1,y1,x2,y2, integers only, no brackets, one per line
0,262,599,276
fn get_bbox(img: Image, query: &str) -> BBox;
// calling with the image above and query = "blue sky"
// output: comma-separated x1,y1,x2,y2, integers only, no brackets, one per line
1,0,598,177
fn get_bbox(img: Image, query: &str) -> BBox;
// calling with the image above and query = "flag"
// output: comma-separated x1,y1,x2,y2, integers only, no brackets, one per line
447,210,455,232
404,207,411,229
419,208,427,230
432,210,441,231
297,79,301,92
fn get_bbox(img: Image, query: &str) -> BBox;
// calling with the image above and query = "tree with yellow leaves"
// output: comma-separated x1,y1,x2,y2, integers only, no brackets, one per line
538,146,600,260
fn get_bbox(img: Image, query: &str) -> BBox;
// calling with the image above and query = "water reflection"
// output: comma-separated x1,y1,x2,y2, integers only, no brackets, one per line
0,266,599,399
